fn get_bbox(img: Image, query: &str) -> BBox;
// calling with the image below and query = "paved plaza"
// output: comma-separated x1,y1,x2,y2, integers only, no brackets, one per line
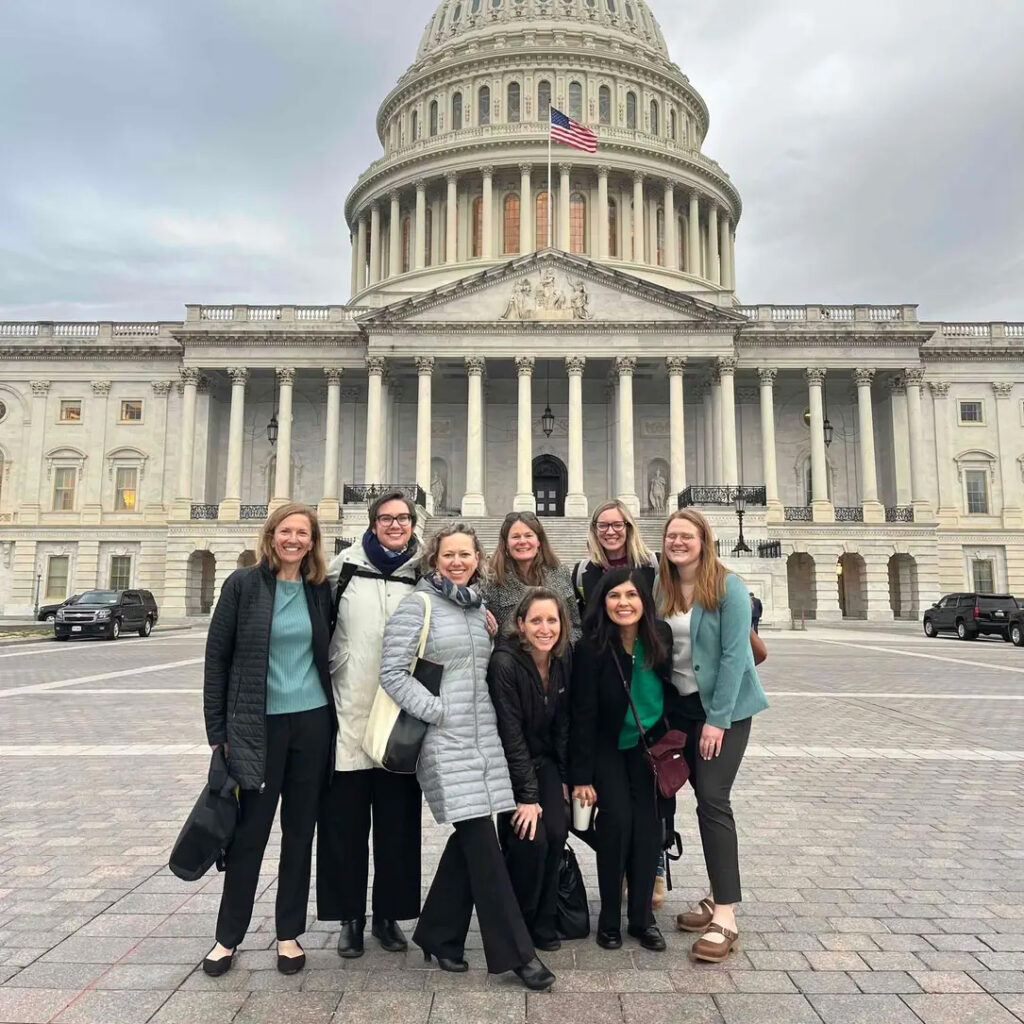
1,626,1023,1024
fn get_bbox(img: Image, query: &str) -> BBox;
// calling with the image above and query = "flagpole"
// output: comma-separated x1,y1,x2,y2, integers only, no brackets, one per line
547,117,552,250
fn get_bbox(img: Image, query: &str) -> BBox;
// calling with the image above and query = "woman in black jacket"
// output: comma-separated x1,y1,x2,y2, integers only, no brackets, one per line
570,568,683,952
202,502,336,978
488,587,572,951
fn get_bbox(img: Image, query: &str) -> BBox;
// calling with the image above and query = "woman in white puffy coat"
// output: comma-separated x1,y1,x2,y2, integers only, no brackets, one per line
380,522,555,992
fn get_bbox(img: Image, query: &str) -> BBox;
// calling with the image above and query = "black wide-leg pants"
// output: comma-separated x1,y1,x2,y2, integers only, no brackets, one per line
413,816,535,974
316,766,422,922
215,706,331,948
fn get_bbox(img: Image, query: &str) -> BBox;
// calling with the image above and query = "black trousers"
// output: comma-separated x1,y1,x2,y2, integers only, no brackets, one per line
413,816,535,974
499,760,568,944
316,767,422,921
593,743,661,933
677,692,752,905
215,706,331,948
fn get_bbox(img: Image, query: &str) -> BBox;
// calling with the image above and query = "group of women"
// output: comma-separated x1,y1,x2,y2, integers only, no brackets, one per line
201,492,768,991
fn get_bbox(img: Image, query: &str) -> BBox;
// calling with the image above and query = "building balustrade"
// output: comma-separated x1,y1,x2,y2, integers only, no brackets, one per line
343,483,427,508
784,506,813,522
191,305,367,324
190,504,219,520
240,504,269,520
835,506,865,522
678,485,767,508
712,538,782,559
885,506,915,523
736,305,915,324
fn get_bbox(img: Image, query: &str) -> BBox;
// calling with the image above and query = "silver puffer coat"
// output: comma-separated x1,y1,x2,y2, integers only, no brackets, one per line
379,579,515,825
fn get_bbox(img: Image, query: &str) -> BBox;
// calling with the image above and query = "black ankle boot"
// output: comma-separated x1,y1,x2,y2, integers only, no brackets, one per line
422,949,469,972
513,957,556,991
336,917,365,959
371,915,408,952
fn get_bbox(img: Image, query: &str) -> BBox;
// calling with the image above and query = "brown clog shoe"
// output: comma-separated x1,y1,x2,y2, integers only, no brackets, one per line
690,922,740,963
675,897,714,933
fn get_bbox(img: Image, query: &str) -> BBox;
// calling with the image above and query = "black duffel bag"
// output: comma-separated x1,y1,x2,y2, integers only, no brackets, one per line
555,844,590,940
168,747,239,882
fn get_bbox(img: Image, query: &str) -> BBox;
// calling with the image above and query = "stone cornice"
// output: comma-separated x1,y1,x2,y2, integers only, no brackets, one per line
1,345,182,362
174,333,363,348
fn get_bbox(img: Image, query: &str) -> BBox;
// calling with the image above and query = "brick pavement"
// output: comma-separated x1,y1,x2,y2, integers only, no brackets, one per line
1,628,1023,1022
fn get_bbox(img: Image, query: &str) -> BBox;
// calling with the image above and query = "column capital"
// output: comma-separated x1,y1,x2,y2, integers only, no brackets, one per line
992,381,1014,399
633,170,644,184
757,367,778,386
323,367,344,385
388,189,401,204
662,179,675,195
665,356,687,375
854,368,875,387
227,367,250,385
91,380,112,396
519,163,532,176
903,367,925,386
805,367,826,386
416,356,435,375
465,356,486,376
151,380,174,396
415,178,427,193
597,165,610,179
888,375,906,396
615,356,637,376
558,162,573,175
480,164,494,177
180,367,202,387
716,355,738,377
366,355,387,376
689,190,701,204
276,367,296,386
445,170,459,184
928,380,950,398
565,355,586,375
197,375,213,395
514,355,535,377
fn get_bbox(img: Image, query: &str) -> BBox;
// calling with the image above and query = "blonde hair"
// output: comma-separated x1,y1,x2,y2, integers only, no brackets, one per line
490,512,560,587
420,521,488,580
586,499,654,568
256,502,327,584
656,508,729,615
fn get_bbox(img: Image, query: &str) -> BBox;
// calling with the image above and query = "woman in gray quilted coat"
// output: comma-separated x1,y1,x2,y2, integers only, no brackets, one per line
380,522,556,992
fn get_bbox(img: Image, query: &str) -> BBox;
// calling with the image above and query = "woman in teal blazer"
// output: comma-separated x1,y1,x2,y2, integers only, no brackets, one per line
656,509,768,964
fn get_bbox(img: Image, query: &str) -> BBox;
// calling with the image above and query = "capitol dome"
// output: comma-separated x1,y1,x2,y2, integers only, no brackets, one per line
344,0,741,306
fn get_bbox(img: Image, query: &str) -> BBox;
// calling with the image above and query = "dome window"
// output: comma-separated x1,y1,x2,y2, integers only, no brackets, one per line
452,2,462,23
429,99,439,136
569,192,587,254
568,81,583,120
471,0,481,10
492,0,503,7
625,1,634,19
411,110,419,140
537,79,552,119
507,82,521,122
626,90,637,129
598,84,611,124
606,0,616,12
650,99,659,135
452,91,463,130
478,85,491,125
584,0,596,6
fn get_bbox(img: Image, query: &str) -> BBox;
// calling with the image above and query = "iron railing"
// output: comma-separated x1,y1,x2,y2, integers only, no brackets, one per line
835,506,865,522
713,538,783,559
333,538,354,555
784,506,813,521
885,506,914,522
678,485,767,508
343,484,428,507
240,504,269,520
190,504,219,520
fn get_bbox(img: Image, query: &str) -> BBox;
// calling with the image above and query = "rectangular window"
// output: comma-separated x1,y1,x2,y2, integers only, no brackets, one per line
971,559,994,593
45,555,69,600
59,400,82,423
965,470,988,514
109,555,132,590
115,467,138,511
119,400,143,423
52,467,77,511
958,400,983,424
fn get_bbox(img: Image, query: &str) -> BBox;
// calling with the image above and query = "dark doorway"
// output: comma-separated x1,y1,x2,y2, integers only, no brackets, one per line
532,454,567,517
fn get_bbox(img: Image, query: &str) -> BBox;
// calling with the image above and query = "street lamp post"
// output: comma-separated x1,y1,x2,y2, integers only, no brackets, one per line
33,572,42,618
732,487,751,555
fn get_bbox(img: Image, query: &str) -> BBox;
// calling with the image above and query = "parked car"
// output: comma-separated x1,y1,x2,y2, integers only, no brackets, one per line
1009,605,1024,647
53,589,159,641
922,593,1019,641
37,593,81,622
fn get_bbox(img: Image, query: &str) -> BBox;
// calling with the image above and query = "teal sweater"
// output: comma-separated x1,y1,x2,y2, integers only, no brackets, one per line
266,580,328,716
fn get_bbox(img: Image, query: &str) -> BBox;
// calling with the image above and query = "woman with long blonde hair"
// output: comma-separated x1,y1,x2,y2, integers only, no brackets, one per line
656,509,768,963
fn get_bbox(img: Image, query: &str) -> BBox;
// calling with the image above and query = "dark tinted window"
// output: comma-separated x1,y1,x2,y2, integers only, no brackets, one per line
123,593,141,606
977,596,1017,610
79,590,119,605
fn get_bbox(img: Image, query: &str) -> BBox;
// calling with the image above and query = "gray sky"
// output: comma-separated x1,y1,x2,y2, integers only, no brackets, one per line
1,0,1022,323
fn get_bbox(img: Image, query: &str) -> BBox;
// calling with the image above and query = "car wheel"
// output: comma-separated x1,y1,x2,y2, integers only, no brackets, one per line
109,619,121,640
1012,624,1024,647
1002,631,1012,642
138,617,153,638
923,618,936,638
44,612,56,622
956,620,976,640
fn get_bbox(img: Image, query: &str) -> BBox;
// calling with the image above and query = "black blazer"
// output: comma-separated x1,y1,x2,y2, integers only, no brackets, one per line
203,562,337,789
573,558,658,621
569,620,683,788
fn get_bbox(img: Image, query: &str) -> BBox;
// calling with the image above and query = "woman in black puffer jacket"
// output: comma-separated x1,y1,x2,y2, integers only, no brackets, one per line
487,587,572,951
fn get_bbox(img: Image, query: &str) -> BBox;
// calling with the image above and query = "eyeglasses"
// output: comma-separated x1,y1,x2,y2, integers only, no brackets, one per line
595,521,627,533
376,513,413,527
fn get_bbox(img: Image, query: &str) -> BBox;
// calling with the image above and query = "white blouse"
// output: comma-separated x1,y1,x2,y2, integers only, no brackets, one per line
666,609,698,696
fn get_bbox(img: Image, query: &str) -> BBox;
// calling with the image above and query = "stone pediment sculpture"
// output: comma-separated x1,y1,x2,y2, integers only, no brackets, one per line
500,270,593,322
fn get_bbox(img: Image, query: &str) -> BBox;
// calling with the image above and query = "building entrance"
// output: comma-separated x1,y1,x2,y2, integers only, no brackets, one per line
532,454,567,517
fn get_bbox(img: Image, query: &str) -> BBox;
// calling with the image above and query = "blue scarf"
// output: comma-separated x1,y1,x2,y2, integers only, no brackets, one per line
425,571,482,609
362,530,417,578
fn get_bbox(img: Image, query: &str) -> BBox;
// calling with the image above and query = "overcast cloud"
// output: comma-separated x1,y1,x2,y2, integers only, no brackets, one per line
1,0,1022,323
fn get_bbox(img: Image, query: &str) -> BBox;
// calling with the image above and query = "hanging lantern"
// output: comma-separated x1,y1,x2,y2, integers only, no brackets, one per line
541,404,555,437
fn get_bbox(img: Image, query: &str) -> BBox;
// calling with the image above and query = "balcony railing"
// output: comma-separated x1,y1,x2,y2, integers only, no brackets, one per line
241,504,269,520
343,484,428,508
678,485,767,508
835,506,865,522
190,504,219,520
333,538,354,555
885,506,914,523
784,506,813,521
713,538,782,559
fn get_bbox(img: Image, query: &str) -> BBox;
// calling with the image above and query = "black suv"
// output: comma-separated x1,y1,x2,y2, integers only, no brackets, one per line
37,593,81,622
54,589,159,641
1009,606,1024,647
922,593,1019,641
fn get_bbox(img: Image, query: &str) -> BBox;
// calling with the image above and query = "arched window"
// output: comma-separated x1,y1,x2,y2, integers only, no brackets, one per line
471,0,481,10
568,81,583,120
606,0,616,10
669,109,677,141
537,79,552,119
401,216,412,272
452,1,463,22
626,91,637,129
655,206,664,266
535,191,551,248
598,84,611,125
650,99,659,135
569,191,587,253
452,92,463,130
478,85,490,125
472,196,483,257
425,207,433,266
503,193,521,253
410,110,418,141
608,198,618,258
429,100,438,136
507,82,521,123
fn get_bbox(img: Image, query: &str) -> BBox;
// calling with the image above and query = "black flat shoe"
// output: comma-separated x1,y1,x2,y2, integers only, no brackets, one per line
513,957,556,991
533,935,561,952
337,918,365,959
371,916,408,953
627,924,666,951
277,943,306,975
422,950,469,972
201,948,234,977
596,928,623,949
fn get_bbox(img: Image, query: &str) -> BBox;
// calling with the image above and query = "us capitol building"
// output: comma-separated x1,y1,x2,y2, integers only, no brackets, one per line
1,0,1022,624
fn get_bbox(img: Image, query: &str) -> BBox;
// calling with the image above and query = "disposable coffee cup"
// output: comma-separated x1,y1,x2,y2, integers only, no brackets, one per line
572,795,594,832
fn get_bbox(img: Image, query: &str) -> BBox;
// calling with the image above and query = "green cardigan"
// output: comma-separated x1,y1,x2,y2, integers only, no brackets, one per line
689,572,769,729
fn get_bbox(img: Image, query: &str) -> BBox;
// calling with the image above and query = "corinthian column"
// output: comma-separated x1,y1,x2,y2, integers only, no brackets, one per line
707,202,720,285
176,368,200,506
446,172,458,263
319,368,343,519
855,369,884,523
904,368,931,520
388,190,401,277
462,357,487,516
663,181,677,271
520,164,533,253
757,368,782,523
632,172,645,263
559,164,571,251
415,357,434,509
688,192,701,277
513,357,536,512
616,356,639,515
271,367,295,507
219,367,249,520
364,356,386,485
481,166,494,258
806,368,834,522
369,203,382,285
667,357,686,497
565,356,587,516
992,382,1022,527
928,380,956,524
355,216,368,294
717,356,738,486
415,180,427,270
597,167,609,260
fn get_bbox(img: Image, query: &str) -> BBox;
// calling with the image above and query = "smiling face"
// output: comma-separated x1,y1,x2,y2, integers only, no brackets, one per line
435,532,480,585
594,506,628,558
605,581,644,628
374,498,414,551
517,598,562,654
273,513,314,572
506,520,540,564
663,515,703,573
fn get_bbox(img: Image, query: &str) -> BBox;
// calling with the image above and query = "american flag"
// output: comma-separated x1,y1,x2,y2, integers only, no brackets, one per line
550,107,598,153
